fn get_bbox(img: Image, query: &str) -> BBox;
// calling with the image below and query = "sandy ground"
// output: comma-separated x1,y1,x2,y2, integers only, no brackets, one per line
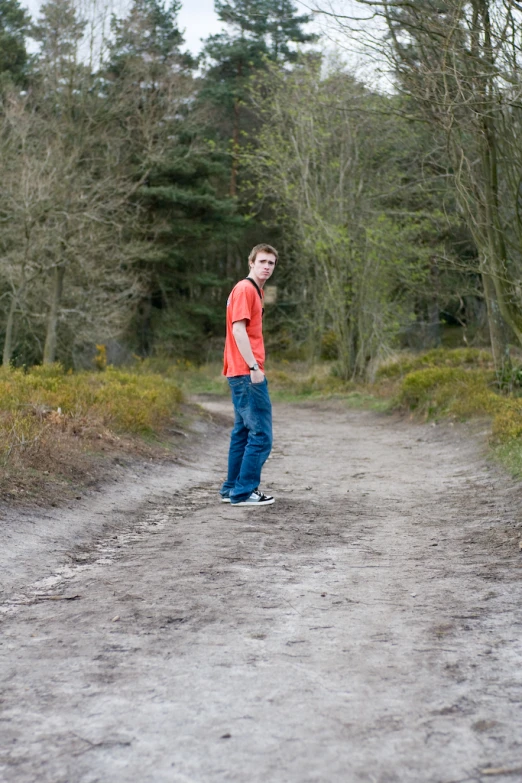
1,397,522,783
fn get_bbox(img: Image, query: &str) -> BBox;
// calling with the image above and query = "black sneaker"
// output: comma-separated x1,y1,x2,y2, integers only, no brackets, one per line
230,490,274,506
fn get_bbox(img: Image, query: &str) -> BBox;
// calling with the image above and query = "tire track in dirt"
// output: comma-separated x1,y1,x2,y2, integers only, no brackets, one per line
1,399,521,783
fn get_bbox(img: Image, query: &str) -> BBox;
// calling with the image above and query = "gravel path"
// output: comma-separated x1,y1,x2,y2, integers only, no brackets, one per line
1,398,521,783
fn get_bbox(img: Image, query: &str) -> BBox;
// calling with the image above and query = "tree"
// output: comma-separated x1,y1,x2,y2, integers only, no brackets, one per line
0,0,152,366
108,0,185,77
317,0,522,370
201,0,318,196
0,81,145,366
107,0,243,358
246,59,431,377
0,0,31,86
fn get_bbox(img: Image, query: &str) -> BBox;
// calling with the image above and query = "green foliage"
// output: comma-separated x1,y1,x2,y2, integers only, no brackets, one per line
135,358,229,395
109,0,184,73
495,363,522,394
200,0,318,206
0,0,508,372
214,0,317,61
396,366,498,416
104,0,243,359
492,439,522,479
377,348,493,379
491,400,522,442
388,348,522,472
321,330,339,360
0,0,30,85
0,364,183,462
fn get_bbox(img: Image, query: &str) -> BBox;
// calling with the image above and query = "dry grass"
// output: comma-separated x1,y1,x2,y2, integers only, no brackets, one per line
0,364,184,506
377,348,522,476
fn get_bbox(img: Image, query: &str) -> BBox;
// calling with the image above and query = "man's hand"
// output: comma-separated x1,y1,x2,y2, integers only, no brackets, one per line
250,368,265,383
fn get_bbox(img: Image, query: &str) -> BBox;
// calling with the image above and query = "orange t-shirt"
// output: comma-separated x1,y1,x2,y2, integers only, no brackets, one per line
223,279,265,376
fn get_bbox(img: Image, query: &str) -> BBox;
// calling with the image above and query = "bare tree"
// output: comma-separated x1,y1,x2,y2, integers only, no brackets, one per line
315,0,522,370
246,59,418,377
0,0,192,365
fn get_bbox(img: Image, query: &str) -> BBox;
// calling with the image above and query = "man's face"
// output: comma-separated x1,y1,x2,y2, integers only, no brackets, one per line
250,252,276,282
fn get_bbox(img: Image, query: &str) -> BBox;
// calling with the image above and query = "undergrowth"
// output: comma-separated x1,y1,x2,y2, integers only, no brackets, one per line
379,348,522,477
375,347,493,379
152,357,387,407
0,364,183,500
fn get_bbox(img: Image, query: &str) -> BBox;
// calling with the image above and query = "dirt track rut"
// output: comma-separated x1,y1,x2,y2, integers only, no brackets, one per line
1,398,522,783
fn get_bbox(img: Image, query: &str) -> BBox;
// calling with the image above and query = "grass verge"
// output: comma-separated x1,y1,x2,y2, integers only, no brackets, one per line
376,348,522,478
0,363,185,507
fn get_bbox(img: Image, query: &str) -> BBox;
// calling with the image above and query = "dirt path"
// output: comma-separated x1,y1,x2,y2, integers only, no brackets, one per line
1,398,522,783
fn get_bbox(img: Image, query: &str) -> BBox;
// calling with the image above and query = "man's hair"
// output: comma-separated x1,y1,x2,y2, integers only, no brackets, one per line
248,243,279,266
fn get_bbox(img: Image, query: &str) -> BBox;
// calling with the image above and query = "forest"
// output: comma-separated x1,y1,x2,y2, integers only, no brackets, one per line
1,0,522,379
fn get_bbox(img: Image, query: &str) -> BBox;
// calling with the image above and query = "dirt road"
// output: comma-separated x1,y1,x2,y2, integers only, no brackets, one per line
1,398,522,783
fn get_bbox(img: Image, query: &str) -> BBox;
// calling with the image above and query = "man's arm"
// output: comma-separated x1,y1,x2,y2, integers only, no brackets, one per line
232,320,265,382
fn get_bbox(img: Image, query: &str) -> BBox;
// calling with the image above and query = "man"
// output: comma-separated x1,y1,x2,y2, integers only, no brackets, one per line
220,243,278,506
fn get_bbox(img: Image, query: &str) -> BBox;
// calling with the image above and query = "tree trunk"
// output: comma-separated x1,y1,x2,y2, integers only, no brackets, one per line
427,259,441,347
43,265,65,364
230,99,240,198
229,61,242,197
2,295,16,366
482,271,510,372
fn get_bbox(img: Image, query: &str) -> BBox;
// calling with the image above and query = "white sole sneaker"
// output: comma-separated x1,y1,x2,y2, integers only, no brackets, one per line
231,492,274,507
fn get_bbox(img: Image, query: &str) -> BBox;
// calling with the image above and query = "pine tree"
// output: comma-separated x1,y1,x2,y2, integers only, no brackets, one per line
107,0,242,357
0,0,31,85
216,0,317,61
31,0,86,84
201,0,317,196
109,0,187,79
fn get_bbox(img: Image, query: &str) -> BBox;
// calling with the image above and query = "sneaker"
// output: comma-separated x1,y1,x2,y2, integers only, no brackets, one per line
220,494,231,503
230,490,274,506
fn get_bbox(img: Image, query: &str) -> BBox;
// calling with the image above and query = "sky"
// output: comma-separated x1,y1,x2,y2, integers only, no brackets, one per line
178,0,222,54
25,0,227,56
25,0,324,57
23,0,225,60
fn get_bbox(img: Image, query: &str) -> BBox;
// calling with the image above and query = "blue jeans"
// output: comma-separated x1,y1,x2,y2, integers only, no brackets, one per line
220,375,273,503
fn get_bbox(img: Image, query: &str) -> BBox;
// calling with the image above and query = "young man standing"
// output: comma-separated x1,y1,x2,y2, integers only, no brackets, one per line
220,243,278,506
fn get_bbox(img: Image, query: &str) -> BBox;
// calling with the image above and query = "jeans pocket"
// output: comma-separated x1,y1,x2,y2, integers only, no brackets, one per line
249,378,271,415
228,375,249,388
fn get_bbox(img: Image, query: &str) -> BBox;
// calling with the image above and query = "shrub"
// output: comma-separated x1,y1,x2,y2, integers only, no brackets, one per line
491,400,522,442
0,364,184,464
377,348,493,380
397,366,498,417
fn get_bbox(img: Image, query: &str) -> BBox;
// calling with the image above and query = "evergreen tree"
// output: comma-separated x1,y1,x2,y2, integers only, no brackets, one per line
31,0,86,83
109,0,187,78
216,0,317,61
201,0,317,196
107,0,242,357
0,0,31,85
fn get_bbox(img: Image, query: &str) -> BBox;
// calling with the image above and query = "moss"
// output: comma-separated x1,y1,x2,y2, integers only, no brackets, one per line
491,399,522,442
